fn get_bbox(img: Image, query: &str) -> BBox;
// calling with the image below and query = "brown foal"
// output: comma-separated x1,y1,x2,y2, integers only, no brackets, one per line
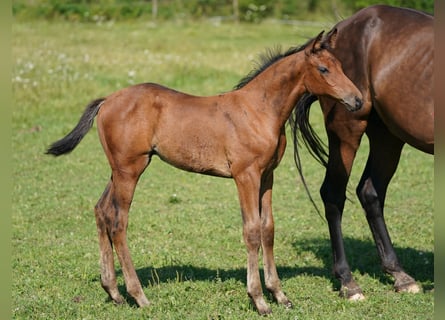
47,30,362,315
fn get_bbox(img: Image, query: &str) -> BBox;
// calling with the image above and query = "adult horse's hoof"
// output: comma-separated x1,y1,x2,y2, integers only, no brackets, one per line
395,282,421,294
402,283,421,293
339,284,365,301
394,272,420,293
347,292,366,301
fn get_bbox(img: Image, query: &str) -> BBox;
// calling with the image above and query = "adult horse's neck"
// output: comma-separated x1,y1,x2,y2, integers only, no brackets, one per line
237,52,307,129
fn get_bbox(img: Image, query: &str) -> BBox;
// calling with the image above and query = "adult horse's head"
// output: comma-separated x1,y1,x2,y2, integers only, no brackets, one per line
303,30,363,112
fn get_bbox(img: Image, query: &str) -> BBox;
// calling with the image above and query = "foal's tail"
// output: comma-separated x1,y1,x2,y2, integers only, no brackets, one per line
46,98,105,156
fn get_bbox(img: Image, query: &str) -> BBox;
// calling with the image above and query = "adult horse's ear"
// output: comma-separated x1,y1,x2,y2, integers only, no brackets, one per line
326,28,338,49
305,31,324,56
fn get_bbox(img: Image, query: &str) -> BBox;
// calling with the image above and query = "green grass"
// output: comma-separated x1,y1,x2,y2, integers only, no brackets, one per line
12,19,433,319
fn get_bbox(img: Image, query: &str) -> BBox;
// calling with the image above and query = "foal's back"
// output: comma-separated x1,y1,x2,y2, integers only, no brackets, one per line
96,83,260,178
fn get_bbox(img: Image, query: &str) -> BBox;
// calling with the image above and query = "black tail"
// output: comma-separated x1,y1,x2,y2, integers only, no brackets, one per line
290,93,328,168
288,93,328,219
46,98,105,156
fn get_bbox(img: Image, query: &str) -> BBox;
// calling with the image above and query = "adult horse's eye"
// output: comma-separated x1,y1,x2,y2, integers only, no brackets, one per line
318,66,329,74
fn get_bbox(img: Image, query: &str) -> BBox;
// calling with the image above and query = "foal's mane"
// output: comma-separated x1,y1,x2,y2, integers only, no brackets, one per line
234,39,312,90
229,36,326,219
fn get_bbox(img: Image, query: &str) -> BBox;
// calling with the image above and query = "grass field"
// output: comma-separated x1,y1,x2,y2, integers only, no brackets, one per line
12,18,434,319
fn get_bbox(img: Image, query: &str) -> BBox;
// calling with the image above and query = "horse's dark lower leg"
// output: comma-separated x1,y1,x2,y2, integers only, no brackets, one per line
358,177,419,293
322,191,364,300
320,125,365,300
357,129,420,293
260,173,292,309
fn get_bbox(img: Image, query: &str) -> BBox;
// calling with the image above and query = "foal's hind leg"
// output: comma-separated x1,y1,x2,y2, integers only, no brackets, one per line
357,119,420,294
260,172,292,309
95,182,125,304
95,156,151,307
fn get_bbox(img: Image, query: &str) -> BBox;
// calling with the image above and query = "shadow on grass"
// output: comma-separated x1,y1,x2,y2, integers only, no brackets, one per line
293,236,434,292
113,236,433,306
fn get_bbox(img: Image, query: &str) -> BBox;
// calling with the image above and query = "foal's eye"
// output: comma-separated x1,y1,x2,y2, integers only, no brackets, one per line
318,66,329,74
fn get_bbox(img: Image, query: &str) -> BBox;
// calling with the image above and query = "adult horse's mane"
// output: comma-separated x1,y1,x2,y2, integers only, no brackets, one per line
234,38,315,90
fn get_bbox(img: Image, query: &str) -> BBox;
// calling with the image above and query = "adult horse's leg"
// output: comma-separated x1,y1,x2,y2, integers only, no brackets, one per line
234,168,271,315
320,101,367,300
260,172,292,308
356,111,420,293
94,155,151,307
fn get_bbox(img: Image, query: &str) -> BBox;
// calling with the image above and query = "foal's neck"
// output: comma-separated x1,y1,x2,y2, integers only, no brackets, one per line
239,52,307,126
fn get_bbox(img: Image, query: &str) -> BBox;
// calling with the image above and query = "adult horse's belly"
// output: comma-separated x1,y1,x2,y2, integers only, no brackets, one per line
370,28,433,154
373,98,434,154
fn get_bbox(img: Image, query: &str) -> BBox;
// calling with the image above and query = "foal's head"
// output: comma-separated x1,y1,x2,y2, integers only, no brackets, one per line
303,30,363,111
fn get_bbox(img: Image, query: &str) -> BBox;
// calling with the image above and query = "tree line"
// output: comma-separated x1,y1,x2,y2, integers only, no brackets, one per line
13,0,433,22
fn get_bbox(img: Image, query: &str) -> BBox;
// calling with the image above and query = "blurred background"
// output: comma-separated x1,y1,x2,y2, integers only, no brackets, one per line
13,0,434,23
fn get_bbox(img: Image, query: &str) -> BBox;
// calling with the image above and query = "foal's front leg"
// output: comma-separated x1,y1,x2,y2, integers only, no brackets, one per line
234,169,271,315
260,172,292,308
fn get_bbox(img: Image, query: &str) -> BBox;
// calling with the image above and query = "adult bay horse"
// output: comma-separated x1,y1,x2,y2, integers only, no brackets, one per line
46,31,362,315
290,5,433,300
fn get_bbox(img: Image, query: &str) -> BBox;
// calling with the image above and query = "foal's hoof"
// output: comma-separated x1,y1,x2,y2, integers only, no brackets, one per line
257,307,272,316
109,293,126,306
273,291,293,310
136,296,151,308
252,297,272,316
283,300,293,309
277,296,293,309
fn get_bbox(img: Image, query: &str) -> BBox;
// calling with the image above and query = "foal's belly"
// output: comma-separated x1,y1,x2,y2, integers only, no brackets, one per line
153,139,233,178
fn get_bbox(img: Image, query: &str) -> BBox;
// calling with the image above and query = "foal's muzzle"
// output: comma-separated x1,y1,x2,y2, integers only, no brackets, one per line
344,96,363,112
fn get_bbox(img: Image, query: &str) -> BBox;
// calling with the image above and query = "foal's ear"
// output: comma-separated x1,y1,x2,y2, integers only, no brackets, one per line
326,28,338,49
306,31,325,55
